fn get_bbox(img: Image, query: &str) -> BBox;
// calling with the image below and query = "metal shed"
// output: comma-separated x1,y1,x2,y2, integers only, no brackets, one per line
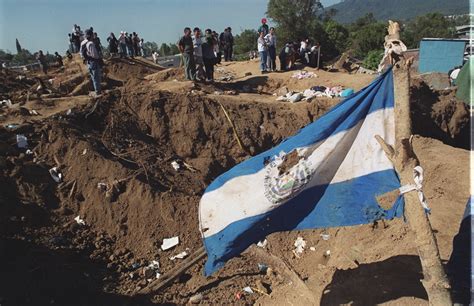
418,38,468,73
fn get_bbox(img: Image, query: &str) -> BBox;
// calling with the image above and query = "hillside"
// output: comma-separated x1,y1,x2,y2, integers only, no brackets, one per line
327,0,469,24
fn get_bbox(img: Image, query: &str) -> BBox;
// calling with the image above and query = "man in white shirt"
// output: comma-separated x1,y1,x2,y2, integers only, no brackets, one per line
152,51,160,64
81,29,102,96
257,31,268,73
265,27,277,71
192,27,205,80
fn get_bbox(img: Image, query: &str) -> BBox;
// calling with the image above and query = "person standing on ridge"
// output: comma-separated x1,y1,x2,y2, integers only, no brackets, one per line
223,27,234,61
178,27,196,81
80,29,103,97
258,18,269,36
265,27,277,71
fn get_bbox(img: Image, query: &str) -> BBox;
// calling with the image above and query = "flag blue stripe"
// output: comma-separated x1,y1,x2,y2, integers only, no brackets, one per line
203,169,403,275
205,68,394,193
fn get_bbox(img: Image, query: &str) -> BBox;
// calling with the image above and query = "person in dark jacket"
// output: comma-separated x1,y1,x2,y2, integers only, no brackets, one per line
202,29,217,82
54,52,63,67
222,27,234,61
107,32,118,57
178,27,196,81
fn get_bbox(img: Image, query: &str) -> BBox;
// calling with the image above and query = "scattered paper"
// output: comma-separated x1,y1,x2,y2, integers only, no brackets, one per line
161,236,179,251
257,239,268,248
170,250,188,260
16,134,28,148
310,247,316,251
320,233,330,241
171,161,180,171
82,148,87,155
74,216,85,225
294,236,306,254
49,167,63,183
243,287,254,294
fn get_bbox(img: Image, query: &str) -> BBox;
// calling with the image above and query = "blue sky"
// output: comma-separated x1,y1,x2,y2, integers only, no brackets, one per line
0,0,341,53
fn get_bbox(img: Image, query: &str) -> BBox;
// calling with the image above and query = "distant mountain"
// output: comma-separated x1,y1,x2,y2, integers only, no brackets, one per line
326,0,469,24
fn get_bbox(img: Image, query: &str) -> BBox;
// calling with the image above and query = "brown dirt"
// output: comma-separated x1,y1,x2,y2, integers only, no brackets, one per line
0,59,470,305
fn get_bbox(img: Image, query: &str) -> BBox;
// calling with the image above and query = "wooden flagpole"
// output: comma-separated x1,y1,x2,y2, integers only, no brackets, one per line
375,59,452,305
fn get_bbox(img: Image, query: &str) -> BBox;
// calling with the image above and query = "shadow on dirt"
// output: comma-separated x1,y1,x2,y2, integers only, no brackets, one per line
320,255,428,305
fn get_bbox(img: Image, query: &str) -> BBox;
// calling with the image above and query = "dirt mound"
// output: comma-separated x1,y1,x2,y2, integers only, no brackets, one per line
410,78,470,149
0,68,36,100
106,57,165,82
0,60,470,305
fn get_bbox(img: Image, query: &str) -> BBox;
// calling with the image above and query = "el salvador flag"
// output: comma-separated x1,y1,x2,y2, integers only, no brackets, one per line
199,67,404,276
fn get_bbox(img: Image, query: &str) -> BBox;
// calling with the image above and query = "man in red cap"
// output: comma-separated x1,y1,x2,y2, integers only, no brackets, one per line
258,18,269,36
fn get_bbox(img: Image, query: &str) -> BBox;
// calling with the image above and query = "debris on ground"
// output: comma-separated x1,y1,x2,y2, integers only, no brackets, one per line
294,236,307,255
161,237,179,251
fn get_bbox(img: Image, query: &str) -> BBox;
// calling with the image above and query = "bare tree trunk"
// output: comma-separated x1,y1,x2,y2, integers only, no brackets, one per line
376,61,452,305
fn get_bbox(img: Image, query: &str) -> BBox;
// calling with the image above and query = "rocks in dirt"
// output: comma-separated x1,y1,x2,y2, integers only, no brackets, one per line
417,72,450,91
189,293,203,304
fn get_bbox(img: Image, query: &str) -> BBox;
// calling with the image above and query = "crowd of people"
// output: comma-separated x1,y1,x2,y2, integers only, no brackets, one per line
178,26,234,82
32,19,321,97
256,18,321,74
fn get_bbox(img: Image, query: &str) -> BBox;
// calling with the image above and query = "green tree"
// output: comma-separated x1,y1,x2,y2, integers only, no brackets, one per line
0,49,14,62
234,29,258,55
159,43,171,56
267,0,323,45
324,20,349,55
143,41,159,56
401,12,456,49
362,49,383,70
15,38,22,54
11,49,35,65
349,14,386,59
169,43,179,55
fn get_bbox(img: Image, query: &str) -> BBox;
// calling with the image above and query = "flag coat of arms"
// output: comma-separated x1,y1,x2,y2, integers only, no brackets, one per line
199,68,404,275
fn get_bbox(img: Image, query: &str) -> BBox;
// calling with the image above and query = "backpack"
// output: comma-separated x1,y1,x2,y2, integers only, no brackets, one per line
81,41,93,62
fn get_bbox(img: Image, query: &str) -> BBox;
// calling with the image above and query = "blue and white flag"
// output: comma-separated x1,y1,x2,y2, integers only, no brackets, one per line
199,68,404,275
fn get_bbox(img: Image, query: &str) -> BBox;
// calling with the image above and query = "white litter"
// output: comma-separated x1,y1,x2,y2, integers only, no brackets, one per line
257,239,268,248
161,236,179,251
29,109,39,115
49,167,62,183
25,149,33,155
310,247,316,251
320,233,330,241
171,161,180,171
294,236,306,254
170,250,189,260
147,260,160,270
97,182,108,191
74,216,85,225
243,286,254,294
324,250,331,257
66,109,72,116
0,99,12,108
82,148,87,155
16,134,28,148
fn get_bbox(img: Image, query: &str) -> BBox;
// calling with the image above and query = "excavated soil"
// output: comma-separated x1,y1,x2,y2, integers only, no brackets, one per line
0,58,470,305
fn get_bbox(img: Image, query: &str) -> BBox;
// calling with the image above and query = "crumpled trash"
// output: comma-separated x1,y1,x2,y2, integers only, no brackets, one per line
74,216,85,225
320,232,330,240
29,109,39,116
161,236,179,251
340,88,354,97
170,250,189,260
16,134,28,148
257,263,268,273
142,260,161,280
324,250,331,257
171,161,180,171
97,182,108,191
291,70,316,79
189,293,203,304
49,167,63,183
243,287,254,294
288,92,303,103
257,239,268,248
294,236,306,255
0,99,12,108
